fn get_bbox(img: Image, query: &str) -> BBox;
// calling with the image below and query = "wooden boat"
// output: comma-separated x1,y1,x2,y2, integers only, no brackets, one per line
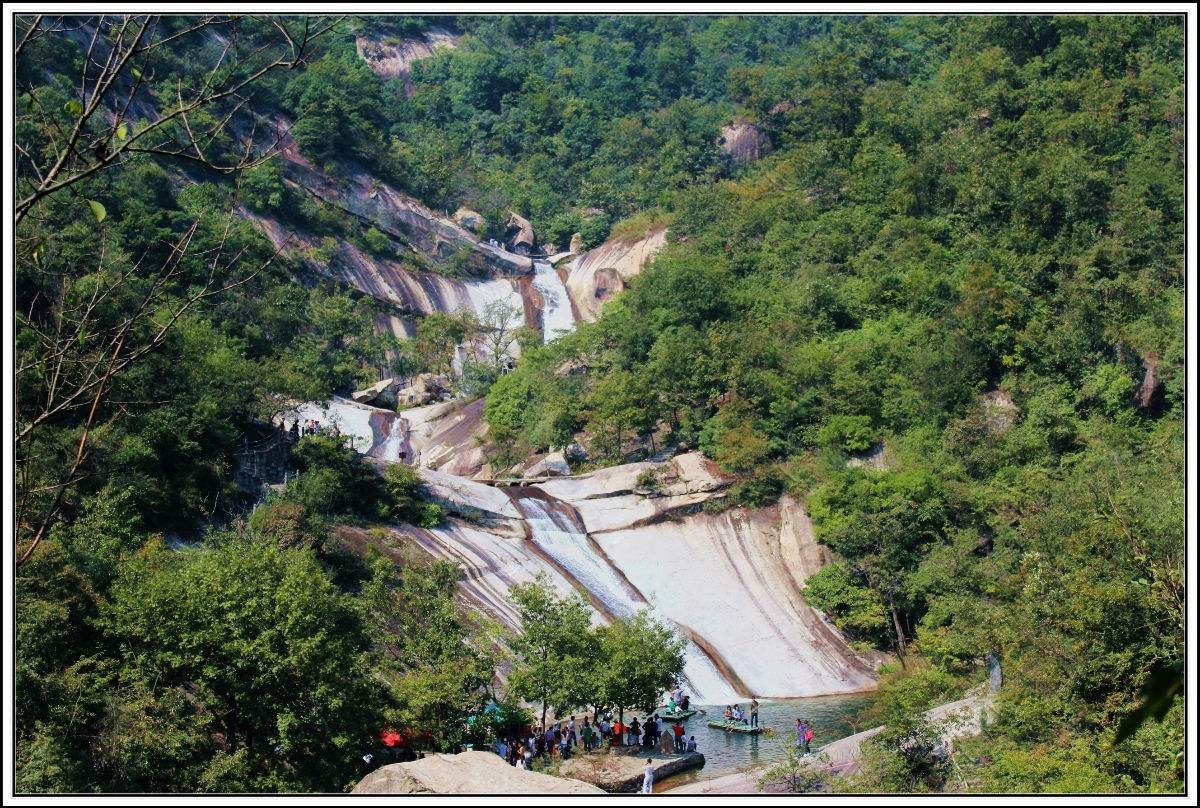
658,709,698,722
706,720,763,734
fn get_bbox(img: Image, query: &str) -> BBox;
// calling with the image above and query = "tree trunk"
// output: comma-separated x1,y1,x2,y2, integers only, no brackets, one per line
889,597,908,667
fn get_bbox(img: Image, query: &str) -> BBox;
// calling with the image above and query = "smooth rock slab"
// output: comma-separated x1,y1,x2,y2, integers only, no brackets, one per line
353,751,603,794
556,751,705,793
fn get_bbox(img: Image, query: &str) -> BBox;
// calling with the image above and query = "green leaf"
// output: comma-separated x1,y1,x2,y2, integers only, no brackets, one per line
64,99,83,117
87,199,107,223
116,122,128,141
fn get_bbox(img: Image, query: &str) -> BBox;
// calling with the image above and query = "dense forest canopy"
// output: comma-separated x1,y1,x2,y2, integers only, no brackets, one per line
11,12,1186,795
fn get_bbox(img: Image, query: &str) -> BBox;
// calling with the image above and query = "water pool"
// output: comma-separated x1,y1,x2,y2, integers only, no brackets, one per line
641,693,875,790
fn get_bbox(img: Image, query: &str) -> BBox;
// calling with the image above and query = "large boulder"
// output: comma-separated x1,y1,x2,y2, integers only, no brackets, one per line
719,121,767,164
522,451,571,478
556,750,705,793
506,211,535,255
563,228,668,321
353,751,604,794
351,377,396,406
453,206,484,233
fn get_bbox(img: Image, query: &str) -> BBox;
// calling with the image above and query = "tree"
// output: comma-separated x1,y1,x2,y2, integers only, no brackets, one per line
476,299,524,372
414,312,471,378
103,539,384,791
361,554,494,753
14,14,339,223
595,611,686,726
507,574,596,729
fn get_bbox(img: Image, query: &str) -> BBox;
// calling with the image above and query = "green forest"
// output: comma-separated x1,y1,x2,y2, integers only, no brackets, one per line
12,13,1186,795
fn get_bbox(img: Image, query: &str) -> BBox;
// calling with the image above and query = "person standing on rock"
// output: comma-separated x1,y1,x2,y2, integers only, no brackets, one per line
750,698,760,728
672,721,686,753
641,758,654,794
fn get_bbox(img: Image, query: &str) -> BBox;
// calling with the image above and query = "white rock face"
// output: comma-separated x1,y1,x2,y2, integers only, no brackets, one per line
417,467,521,520
564,228,667,321
513,495,740,704
591,498,876,698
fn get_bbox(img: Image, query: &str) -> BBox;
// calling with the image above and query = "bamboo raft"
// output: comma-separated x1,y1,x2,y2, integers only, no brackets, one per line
707,720,764,735
658,709,698,722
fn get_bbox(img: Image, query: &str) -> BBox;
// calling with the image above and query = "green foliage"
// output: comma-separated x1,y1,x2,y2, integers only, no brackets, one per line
103,539,383,791
507,573,597,726
802,563,890,646
595,611,686,719
384,463,445,528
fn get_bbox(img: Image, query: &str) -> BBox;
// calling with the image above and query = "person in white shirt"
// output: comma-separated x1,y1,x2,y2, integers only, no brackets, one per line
641,758,654,794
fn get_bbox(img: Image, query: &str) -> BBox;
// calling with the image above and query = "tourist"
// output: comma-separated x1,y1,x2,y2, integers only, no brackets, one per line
641,758,654,794
495,737,508,760
544,726,555,760
686,735,698,753
732,704,746,724
750,698,760,728
629,717,640,747
655,713,664,739
569,716,577,746
523,741,534,770
667,696,677,713
795,719,807,754
681,693,690,711
612,718,623,747
803,720,815,754
672,721,685,753
723,705,734,721
581,719,593,752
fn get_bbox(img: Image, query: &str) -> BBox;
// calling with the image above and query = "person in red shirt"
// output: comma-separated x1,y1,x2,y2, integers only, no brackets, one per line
672,721,685,753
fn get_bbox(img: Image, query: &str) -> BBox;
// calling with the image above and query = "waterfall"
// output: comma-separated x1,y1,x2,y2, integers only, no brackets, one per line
531,260,575,343
513,492,742,704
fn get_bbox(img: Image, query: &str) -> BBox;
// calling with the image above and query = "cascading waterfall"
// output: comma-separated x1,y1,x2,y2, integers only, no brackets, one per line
513,492,742,704
531,260,575,343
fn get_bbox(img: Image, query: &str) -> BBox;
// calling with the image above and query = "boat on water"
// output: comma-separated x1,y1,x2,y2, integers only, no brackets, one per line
659,709,698,722
706,720,764,735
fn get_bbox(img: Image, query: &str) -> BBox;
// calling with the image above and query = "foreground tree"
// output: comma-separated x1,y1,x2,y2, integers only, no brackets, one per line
596,611,687,726
508,574,596,728
102,538,384,791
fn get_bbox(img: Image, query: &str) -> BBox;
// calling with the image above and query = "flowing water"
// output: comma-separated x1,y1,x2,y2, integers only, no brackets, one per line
513,493,741,704
646,693,876,791
531,260,575,343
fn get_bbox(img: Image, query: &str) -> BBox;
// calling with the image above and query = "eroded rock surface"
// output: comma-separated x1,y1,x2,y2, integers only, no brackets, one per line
564,228,667,321
353,751,603,794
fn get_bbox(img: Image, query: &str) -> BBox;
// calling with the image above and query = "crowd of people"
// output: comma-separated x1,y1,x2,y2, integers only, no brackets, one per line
269,415,342,443
488,705,701,775
485,691,824,794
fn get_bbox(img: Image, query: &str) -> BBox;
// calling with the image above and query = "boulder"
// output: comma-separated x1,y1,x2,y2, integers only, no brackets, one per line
352,377,396,405
395,374,451,407
569,232,583,253
523,451,571,478
556,750,705,793
506,211,535,255
353,751,604,794
719,121,767,164
453,206,484,233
